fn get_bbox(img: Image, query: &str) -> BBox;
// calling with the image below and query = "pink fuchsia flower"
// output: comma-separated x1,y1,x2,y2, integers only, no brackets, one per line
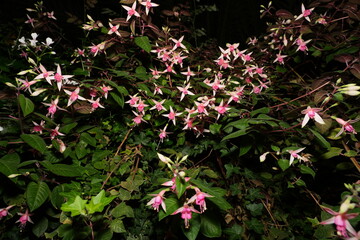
150,67,161,80
301,106,325,128
49,65,74,91
45,11,57,20
108,22,121,37
287,147,306,165
50,125,65,140
32,120,45,134
146,189,167,212
88,42,105,56
43,97,61,118
182,114,195,131
162,106,182,125
132,111,146,125
296,4,314,22
335,118,358,137
295,37,311,52
126,94,140,106
34,64,54,85
100,85,113,99
321,206,358,238
150,99,166,112
194,100,209,115
0,205,13,219
226,43,239,53
64,87,86,107
171,36,187,51
188,187,213,213
215,100,230,119
172,204,200,228
16,210,33,227
134,100,148,113
159,125,170,142
181,66,195,82
140,0,159,16
122,1,140,22
162,177,191,192
177,83,195,101
17,78,38,94
273,53,287,65
88,98,105,112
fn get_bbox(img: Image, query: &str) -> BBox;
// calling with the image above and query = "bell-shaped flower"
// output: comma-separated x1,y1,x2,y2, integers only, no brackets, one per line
16,210,33,228
64,87,86,107
188,187,213,213
34,64,54,85
301,106,325,128
287,147,306,165
146,189,167,212
49,65,74,91
162,106,182,125
335,118,358,137
50,125,65,140
172,203,200,228
0,205,13,219
321,206,358,238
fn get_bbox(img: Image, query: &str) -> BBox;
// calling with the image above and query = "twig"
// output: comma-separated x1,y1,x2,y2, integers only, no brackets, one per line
342,140,360,173
270,81,331,109
260,199,279,229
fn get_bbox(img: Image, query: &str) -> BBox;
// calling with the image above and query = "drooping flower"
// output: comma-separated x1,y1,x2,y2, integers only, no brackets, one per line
321,206,358,238
0,205,13,219
162,106,182,125
172,204,200,228
177,83,195,101
296,4,314,22
132,111,146,125
287,147,306,165
335,118,358,137
16,210,33,227
188,187,213,213
100,85,113,99
64,87,86,107
43,97,61,118
181,66,195,82
159,125,170,142
88,98,105,112
215,100,230,119
150,99,166,112
171,36,187,51
108,22,121,37
50,125,65,140
34,64,54,85
32,120,45,134
146,189,167,212
301,106,325,128
17,78,38,94
49,65,74,91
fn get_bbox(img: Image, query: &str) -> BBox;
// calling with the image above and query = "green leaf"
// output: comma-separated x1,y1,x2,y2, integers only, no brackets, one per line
86,190,115,214
19,94,34,117
300,165,316,178
321,147,342,159
200,212,222,238
224,119,249,130
92,150,112,162
80,133,96,147
250,107,270,117
159,197,181,221
182,214,200,240
223,224,243,240
245,218,263,234
32,217,48,238
110,219,126,233
111,202,134,218
26,181,50,211
95,230,113,240
134,36,151,53
60,122,78,134
222,129,248,141
21,134,47,154
0,153,20,177
41,161,84,177
110,92,124,108
278,159,290,171
51,185,65,209
309,129,331,149
61,196,87,217
246,203,263,216
209,123,221,134
175,176,189,198
190,179,232,211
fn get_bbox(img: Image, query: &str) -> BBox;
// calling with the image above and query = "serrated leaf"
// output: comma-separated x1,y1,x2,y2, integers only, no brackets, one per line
61,196,87,217
26,181,50,211
41,161,84,177
19,94,34,117
0,153,20,177
134,36,151,53
246,203,263,216
21,134,47,154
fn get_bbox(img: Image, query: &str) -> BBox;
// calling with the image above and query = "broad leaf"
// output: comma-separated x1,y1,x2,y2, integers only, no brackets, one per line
159,197,181,221
19,94,34,117
21,134,47,154
41,161,85,177
309,129,331,149
182,214,200,240
111,202,134,218
61,196,87,217
86,190,115,214
110,219,126,233
0,153,20,177
200,212,222,238
134,36,151,53
32,217,48,238
80,132,96,147
26,181,50,211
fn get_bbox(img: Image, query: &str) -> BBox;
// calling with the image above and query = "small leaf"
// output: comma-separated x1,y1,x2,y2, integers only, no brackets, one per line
80,133,96,147
86,190,115,214
19,94,34,117
309,129,331,149
175,177,189,198
222,129,248,141
21,134,47,154
110,92,124,108
134,36,151,53
26,182,50,211
110,218,126,233
246,203,263,216
300,165,316,178
278,159,290,171
111,202,134,218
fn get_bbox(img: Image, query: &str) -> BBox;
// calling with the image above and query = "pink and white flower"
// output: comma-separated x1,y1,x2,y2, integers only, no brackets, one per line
16,210,33,227
122,1,140,22
172,204,200,228
301,106,325,128
188,187,213,213
287,147,306,165
147,189,167,212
